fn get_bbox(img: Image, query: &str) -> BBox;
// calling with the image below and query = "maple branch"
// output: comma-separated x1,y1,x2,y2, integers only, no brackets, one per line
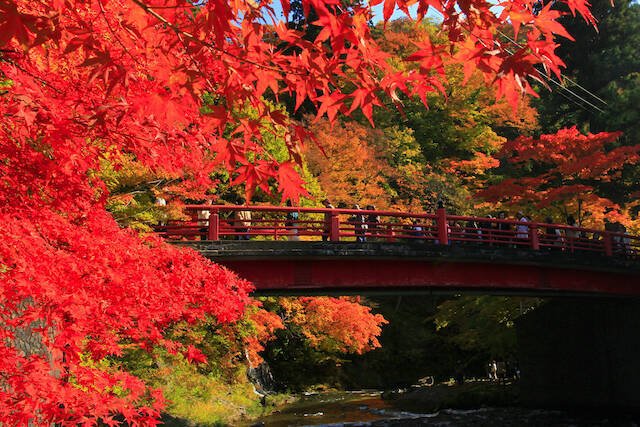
1,57,62,94
97,0,146,71
174,30,216,94
145,4,193,8
130,0,303,76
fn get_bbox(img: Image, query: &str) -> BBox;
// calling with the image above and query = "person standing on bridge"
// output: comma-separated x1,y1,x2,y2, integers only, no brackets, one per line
285,200,300,241
479,215,495,243
366,204,381,241
322,198,334,241
197,199,213,226
155,196,167,226
565,215,580,252
198,199,213,240
234,198,252,241
350,204,367,242
516,211,529,247
497,211,512,247
618,223,632,256
544,216,563,251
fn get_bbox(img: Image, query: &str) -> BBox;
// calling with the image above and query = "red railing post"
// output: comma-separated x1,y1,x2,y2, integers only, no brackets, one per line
386,223,395,242
330,212,339,241
437,207,448,245
603,232,613,256
208,211,219,241
529,224,539,250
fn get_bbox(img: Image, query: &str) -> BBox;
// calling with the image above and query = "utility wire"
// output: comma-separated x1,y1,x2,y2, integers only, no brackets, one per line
496,28,608,110
537,69,606,113
530,71,598,114
442,12,607,115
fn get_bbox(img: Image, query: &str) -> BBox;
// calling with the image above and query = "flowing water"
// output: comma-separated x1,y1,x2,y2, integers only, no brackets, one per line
247,390,639,426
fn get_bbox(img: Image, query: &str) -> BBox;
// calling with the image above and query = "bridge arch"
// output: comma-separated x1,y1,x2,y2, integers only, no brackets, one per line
158,205,640,296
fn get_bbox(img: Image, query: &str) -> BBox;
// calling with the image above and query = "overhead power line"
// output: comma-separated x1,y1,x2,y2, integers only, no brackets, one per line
495,29,608,113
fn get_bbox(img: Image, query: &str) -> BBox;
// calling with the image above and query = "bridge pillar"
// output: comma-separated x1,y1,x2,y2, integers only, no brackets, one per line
529,224,539,250
517,298,640,411
330,213,339,241
437,207,448,245
603,234,613,256
208,212,219,241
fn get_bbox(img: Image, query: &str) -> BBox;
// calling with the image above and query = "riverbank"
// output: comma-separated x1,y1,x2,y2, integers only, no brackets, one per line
383,380,518,413
247,385,640,426
248,381,517,426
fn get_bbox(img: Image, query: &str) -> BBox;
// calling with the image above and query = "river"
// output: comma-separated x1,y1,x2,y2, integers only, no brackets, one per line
247,390,639,426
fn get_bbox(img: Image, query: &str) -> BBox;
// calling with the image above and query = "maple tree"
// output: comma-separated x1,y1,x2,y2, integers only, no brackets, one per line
275,296,387,354
259,296,388,390
305,119,396,208
532,0,640,214
306,117,474,212
0,0,599,423
473,127,640,226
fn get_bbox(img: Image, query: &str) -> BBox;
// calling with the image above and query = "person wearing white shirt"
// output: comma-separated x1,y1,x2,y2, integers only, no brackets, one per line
516,211,529,242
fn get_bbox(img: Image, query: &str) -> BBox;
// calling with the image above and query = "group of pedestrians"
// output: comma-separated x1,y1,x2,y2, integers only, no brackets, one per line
323,198,382,242
464,210,532,246
437,211,633,254
190,198,633,254
454,210,534,247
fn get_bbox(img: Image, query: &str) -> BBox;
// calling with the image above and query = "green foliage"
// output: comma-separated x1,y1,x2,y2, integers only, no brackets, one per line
203,98,325,206
115,314,283,425
100,154,172,231
433,296,541,359
339,296,456,388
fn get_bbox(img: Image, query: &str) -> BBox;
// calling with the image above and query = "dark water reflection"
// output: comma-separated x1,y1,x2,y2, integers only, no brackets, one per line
249,391,639,426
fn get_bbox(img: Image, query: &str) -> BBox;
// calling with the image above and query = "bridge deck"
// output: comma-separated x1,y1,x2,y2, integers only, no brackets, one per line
176,241,640,296
158,205,640,259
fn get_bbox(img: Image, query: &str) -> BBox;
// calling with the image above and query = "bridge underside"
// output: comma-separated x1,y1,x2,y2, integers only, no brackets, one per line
176,241,640,296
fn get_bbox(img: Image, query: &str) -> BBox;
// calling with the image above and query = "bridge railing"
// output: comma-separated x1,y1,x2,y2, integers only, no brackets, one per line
154,205,638,258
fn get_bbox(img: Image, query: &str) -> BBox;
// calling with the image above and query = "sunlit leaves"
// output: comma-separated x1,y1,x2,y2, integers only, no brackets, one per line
476,128,640,226
0,0,598,422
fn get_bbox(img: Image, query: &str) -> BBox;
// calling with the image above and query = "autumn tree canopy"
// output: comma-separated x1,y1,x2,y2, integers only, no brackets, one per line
461,128,640,226
0,0,600,424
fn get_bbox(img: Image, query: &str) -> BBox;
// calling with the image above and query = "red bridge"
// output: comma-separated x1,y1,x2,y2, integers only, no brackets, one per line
157,205,640,296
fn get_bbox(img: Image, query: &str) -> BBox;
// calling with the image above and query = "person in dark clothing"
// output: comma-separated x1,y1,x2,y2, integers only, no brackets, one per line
497,211,513,246
544,216,563,251
464,219,479,244
366,204,381,240
322,198,334,241
479,215,495,243
618,223,632,256
349,204,367,242
411,219,426,243
285,200,300,241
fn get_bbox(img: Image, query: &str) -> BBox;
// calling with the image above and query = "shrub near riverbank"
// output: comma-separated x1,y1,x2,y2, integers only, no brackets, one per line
125,348,294,426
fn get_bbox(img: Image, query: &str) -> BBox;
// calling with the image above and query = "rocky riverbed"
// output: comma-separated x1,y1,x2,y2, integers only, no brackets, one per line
249,382,639,426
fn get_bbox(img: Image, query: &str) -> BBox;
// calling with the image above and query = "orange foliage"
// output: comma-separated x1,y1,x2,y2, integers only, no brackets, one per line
477,128,640,227
305,119,395,209
447,152,500,175
243,304,284,365
278,297,388,354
